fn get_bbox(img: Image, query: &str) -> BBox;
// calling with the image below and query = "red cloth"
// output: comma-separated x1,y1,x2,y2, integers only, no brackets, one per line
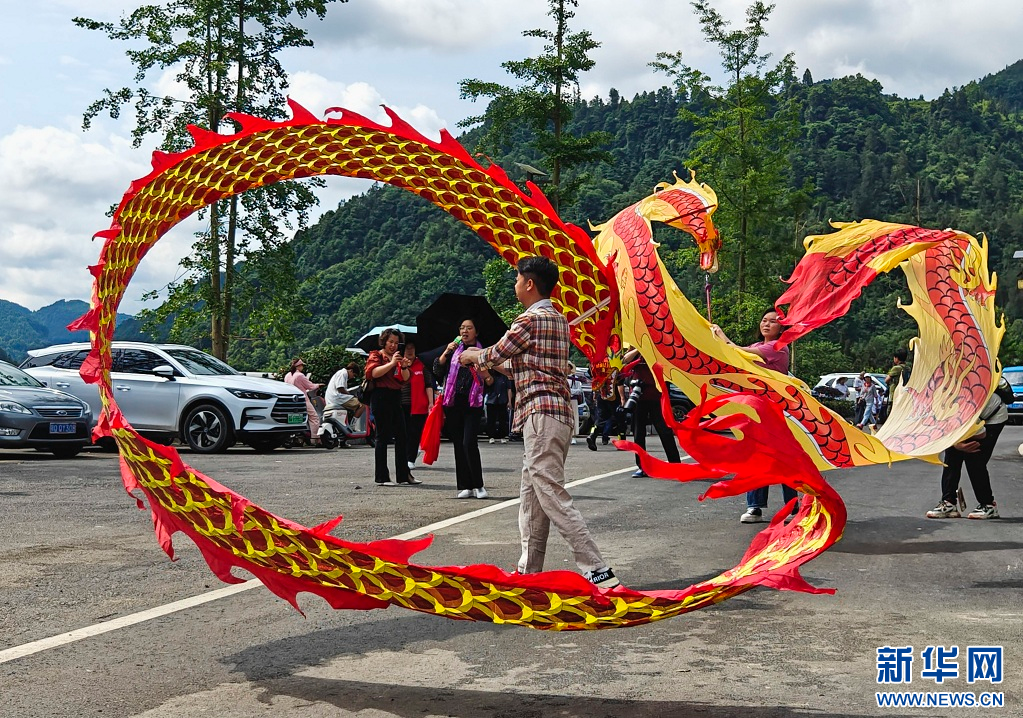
420,394,444,464
407,358,429,414
364,350,405,390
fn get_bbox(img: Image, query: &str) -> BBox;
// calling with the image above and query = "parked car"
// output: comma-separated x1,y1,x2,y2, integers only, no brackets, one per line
21,342,307,453
0,360,93,458
812,372,888,402
1001,366,1023,424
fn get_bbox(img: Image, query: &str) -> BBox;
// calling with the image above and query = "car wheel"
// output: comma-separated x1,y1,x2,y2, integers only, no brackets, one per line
50,444,83,459
247,437,283,453
183,404,233,453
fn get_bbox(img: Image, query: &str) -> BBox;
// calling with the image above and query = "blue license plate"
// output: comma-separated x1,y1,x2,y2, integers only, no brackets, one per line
49,422,76,434
1010,402,1023,410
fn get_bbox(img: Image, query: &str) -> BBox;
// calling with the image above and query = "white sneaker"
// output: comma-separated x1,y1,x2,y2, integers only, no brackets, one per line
489,438,496,444
456,489,472,499
584,567,620,589
740,508,764,523
499,438,508,444
474,487,489,499
571,438,577,445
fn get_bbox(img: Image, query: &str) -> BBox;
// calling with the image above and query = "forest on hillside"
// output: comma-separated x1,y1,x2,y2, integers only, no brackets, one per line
216,66,1023,383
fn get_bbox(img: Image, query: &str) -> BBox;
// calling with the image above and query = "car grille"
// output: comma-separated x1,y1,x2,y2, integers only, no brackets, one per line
271,394,307,423
36,406,84,419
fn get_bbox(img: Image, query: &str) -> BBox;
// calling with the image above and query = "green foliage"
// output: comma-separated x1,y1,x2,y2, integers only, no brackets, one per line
789,338,847,386
279,345,364,385
75,0,342,358
69,6,1023,381
652,0,802,302
459,0,612,209
1000,319,1023,367
483,258,523,325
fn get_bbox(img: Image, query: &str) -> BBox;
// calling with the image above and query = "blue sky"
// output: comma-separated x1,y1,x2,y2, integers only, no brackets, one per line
2,0,1020,313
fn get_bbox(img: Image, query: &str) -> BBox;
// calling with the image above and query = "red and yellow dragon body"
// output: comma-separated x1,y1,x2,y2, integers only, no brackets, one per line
73,104,1000,630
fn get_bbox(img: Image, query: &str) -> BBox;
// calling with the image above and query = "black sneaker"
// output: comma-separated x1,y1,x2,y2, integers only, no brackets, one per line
584,567,620,589
586,434,598,451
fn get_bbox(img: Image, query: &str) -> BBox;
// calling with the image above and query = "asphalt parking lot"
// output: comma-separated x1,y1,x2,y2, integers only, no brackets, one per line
2,430,1022,717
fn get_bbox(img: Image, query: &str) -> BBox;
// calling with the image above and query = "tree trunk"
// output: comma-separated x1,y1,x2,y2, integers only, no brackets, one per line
551,0,565,213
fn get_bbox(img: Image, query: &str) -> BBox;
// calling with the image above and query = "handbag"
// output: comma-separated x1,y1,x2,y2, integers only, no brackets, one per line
355,377,375,403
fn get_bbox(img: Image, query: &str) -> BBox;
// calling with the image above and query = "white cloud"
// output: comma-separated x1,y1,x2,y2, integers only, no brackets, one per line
287,72,446,140
0,124,187,311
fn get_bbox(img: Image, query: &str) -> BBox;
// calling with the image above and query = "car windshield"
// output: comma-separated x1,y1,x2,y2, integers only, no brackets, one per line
0,362,44,387
166,348,239,376
1003,370,1023,386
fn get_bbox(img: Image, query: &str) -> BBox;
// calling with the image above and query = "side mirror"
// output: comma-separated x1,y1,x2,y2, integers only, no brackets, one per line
153,365,177,380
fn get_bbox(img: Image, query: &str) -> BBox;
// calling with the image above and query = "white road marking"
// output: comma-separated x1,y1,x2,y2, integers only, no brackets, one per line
0,465,633,665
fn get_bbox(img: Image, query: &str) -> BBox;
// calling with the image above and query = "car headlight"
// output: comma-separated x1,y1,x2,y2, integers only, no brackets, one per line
227,388,274,401
0,401,31,414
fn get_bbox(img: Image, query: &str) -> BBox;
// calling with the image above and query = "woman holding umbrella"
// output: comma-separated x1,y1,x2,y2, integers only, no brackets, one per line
434,318,492,498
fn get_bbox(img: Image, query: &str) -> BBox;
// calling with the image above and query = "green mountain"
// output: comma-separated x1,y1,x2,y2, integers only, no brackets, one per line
269,69,1023,376
11,62,1023,378
0,299,147,363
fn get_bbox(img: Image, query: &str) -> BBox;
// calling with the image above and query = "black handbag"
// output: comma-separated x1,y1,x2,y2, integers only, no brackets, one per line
354,377,375,403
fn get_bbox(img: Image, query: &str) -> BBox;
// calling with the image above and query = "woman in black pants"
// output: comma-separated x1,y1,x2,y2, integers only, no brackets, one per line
365,328,420,486
434,318,492,499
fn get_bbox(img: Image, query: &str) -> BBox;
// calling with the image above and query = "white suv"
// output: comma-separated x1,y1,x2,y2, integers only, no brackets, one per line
22,342,307,453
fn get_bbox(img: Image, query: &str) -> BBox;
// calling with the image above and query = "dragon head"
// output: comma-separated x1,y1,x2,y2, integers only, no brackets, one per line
636,172,721,273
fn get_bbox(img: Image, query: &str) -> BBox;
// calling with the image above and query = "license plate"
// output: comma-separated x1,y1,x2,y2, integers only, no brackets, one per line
50,422,76,434
287,413,306,424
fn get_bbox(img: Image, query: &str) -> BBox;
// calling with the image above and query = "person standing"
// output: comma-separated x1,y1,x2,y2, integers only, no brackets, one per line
400,341,432,470
434,319,491,499
856,375,882,431
458,255,620,589
485,370,511,444
885,348,911,419
284,358,322,446
711,310,799,523
586,369,623,450
620,349,681,477
365,328,420,486
926,382,1009,520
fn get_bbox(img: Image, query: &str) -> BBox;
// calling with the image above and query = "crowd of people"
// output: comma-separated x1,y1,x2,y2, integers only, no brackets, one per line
281,259,1010,591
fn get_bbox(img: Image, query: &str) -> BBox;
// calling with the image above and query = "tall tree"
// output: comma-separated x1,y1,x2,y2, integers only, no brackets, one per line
458,0,612,211
74,0,342,359
652,0,803,301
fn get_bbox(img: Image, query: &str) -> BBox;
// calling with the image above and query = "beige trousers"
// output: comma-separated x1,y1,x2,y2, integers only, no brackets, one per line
518,412,606,574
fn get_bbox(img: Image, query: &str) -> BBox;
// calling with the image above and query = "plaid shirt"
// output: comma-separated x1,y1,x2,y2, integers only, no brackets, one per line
481,299,573,430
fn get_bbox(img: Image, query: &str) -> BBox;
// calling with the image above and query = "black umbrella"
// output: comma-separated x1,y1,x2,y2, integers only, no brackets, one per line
415,294,508,351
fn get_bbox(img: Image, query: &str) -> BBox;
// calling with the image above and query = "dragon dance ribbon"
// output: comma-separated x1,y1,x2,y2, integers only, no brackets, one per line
70,103,998,629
